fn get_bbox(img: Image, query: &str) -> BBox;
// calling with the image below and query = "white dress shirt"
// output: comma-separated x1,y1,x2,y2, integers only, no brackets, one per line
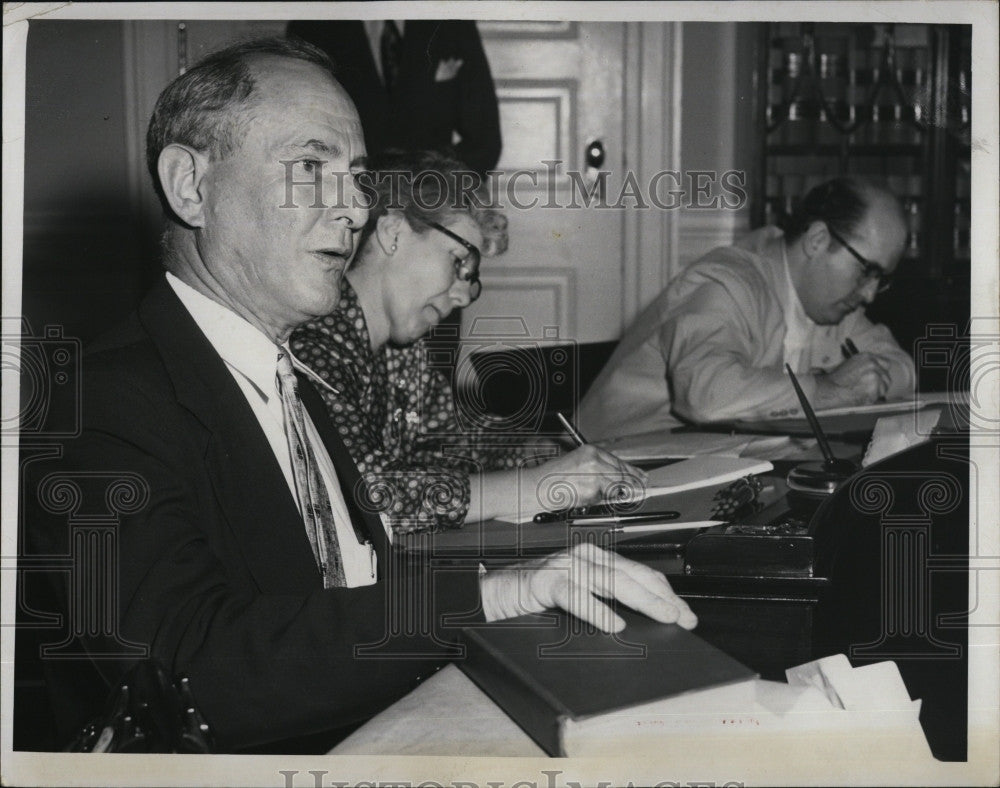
780,243,822,373
166,273,381,587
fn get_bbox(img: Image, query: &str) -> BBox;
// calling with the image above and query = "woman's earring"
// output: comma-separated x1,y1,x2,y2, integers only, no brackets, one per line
390,237,398,253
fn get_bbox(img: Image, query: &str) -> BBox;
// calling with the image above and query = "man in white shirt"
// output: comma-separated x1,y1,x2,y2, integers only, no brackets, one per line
31,37,694,753
578,178,915,441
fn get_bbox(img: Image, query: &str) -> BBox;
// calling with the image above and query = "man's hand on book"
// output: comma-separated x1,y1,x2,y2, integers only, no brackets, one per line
480,542,698,633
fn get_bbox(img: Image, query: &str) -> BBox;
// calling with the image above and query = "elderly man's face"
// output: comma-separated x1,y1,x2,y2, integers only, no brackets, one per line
198,57,367,341
798,195,907,325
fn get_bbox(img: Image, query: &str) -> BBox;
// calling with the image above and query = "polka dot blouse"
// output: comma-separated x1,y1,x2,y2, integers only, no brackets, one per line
291,280,551,534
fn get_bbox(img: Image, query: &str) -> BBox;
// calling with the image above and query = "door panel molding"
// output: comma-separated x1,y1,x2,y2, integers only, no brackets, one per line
621,22,681,328
463,266,578,340
495,81,577,174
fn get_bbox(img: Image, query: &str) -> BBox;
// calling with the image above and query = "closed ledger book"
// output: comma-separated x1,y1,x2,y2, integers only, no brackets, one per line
459,609,757,756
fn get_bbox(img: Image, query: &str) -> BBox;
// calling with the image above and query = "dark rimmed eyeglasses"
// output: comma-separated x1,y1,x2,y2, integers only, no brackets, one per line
425,220,483,302
827,226,893,294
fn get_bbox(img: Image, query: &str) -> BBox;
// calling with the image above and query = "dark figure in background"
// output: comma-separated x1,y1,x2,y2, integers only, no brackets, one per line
287,20,502,179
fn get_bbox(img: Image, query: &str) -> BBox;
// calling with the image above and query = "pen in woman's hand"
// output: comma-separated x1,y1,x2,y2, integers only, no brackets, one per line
556,411,588,447
841,337,859,360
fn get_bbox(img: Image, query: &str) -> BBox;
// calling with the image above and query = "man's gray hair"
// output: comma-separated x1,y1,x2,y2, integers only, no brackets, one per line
145,36,336,223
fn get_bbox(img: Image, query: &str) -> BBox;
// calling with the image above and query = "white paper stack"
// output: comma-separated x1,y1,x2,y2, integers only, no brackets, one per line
562,653,932,761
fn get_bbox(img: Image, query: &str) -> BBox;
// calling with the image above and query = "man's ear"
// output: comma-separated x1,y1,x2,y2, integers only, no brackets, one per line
157,144,212,227
374,211,405,255
801,220,831,260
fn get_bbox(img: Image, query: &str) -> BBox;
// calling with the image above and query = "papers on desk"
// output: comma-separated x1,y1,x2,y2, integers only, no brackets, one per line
560,652,930,759
862,408,943,467
634,455,773,498
455,606,930,760
598,429,791,462
494,455,772,523
813,396,923,417
815,391,962,418
725,392,964,438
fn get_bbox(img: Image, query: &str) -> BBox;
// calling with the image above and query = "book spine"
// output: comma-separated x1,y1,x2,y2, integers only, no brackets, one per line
459,629,568,757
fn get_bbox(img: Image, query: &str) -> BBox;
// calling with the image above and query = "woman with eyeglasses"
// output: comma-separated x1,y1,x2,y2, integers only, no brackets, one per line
292,150,642,534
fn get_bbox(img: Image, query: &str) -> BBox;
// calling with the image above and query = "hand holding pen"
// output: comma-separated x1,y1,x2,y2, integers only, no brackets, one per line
813,339,891,408
840,337,860,360
524,412,647,519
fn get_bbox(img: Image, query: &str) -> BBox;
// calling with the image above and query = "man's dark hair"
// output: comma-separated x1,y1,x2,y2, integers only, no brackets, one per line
145,36,336,220
781,177,873,244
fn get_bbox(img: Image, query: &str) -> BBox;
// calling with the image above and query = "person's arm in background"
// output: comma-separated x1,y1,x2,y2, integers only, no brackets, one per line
663,279,819,423
665,273,915,422
451,21,502,177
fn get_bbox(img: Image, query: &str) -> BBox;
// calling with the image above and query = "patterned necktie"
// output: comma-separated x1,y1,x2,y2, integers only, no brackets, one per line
276,350,346,588
380,20,403,93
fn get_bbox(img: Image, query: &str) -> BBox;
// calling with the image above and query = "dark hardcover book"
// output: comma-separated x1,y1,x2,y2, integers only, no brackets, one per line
459,608,757,756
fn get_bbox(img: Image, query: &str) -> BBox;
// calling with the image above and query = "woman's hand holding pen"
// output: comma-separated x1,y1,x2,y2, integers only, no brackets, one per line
524,444,648,513
814,352,892,409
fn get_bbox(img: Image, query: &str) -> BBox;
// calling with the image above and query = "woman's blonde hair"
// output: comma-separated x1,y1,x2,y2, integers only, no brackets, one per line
357,149,508,257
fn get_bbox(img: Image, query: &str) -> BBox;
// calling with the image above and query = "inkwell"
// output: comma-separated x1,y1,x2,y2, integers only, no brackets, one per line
783,364,858,503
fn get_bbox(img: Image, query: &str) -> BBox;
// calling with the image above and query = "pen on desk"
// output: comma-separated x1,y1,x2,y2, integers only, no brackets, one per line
784,363,838,467
609,520,725,534
556,411,588,447
841,338,859,360
568,511,681,526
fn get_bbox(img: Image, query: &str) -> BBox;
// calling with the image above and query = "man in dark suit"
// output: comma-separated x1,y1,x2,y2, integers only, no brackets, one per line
288,19,502,178
26,37,695,753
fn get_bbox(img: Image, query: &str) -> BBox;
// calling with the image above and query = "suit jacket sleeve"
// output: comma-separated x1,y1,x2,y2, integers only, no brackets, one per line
451,21,502,175
34,341,483,751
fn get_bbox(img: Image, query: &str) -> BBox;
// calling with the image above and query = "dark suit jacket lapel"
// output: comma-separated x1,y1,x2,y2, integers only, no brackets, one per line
136,279,322,592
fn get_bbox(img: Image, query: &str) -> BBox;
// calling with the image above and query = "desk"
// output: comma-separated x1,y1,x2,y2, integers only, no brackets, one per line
330,664,935,767
395,438,969,760
331,665,545,757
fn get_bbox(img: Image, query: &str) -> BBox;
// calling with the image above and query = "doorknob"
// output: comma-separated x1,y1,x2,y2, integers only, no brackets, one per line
584,139,606,201
585,139,605,169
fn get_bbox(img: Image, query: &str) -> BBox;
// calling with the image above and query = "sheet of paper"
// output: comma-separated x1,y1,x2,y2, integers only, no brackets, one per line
638,455,773,497
862,408,943,467
597,430,766,461
495,456,772,522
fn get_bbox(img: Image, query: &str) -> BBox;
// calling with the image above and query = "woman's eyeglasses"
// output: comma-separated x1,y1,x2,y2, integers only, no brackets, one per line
827,226,893,294
425,220,483,301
